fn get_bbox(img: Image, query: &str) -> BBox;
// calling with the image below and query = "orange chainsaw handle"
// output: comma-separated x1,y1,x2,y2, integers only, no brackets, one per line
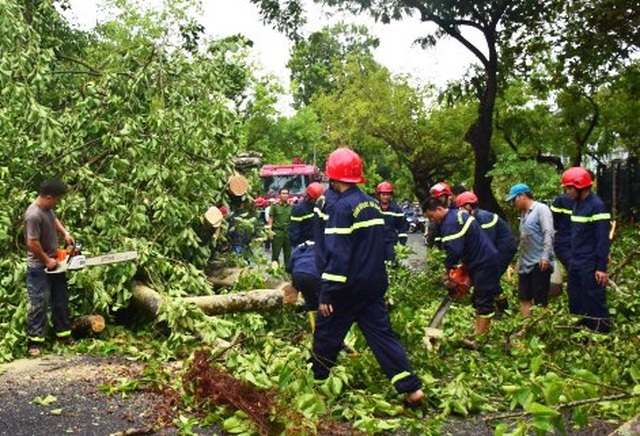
446,265,472,301
55,243,79,261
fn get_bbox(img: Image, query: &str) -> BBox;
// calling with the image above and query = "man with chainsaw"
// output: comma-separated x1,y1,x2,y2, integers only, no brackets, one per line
507,183,554,319
561,167,611,333
24,180,75,356
289,182,324,246
456,192,517,317
312,147,424,407
423,196,501,346
425,182,456,248
375,181,408,262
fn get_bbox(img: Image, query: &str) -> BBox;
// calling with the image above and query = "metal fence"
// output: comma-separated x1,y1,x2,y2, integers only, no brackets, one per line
597,157,640,221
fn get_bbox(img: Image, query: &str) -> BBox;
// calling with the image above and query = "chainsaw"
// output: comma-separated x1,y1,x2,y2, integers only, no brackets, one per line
46,243,138,274
427,266,472,329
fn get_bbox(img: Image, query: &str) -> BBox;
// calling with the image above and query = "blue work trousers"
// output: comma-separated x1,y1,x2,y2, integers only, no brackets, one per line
469,262,501,316
26,267,71,342
312,295,421,394
568,266,611,333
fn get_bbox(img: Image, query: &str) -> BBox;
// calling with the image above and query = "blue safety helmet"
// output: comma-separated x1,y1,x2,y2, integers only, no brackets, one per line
506,183,531,202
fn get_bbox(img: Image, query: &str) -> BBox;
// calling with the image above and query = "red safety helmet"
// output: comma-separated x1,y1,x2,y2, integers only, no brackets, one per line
430,182,452,197
376,181,393,194
325,147,366,184
456,191,479,208
561,167,593,190
306,182,324,199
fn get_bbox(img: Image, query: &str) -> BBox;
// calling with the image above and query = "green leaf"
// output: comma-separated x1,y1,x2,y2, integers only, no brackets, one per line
527,402,560,417
629,364,640,383
32,395,57,406
530,354,543,374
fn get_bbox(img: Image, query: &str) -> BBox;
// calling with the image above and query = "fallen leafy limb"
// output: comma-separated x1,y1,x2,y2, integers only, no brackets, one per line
483,392,640,422
609,248,640,280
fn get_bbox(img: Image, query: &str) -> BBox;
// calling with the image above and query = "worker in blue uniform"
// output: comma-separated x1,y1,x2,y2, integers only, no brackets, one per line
562,167,611,333
425,182,455,248
312,147,425,407
550,192,575,270
290,182,324,246
456,192,517,317
376,181,408,262
423,196,501,346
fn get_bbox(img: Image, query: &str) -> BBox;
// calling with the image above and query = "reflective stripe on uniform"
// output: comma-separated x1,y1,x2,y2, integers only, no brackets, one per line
550,205,572,215
325,218,385,234
571,213,611,223
321,272,347,283
390,371,411,385
382,211,404,217
56,330,71,338
291,213,315,222
480,214,498,229
352,218,385,230
398,233,408,238
442,215,475,242
29,336,45,343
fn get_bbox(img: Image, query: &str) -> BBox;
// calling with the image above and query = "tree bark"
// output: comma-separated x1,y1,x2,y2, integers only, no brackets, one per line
131,282,292,317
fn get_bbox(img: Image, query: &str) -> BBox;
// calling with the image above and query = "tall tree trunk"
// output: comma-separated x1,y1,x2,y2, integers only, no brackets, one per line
466,58,502,214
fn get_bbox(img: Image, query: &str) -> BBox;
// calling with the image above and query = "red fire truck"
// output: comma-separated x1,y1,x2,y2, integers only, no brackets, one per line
256,163,322,206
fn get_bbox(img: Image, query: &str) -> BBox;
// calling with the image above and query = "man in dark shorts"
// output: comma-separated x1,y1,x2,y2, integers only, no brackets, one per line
506,183,554,319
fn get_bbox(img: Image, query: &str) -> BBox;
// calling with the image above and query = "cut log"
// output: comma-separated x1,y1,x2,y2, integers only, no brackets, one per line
183,287,288,315
130,282,293,317
227,174,249,196
282,283,300,305
131,283,164,317
610,413,640,435
71,314,105,337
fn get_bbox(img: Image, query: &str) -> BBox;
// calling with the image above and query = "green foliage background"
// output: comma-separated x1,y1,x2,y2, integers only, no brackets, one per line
1,1,640,435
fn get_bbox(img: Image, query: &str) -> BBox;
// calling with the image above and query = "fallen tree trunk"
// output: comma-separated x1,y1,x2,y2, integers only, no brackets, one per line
131,282,292,317
71,314,105,337
610,412,640,435
207,267,247,289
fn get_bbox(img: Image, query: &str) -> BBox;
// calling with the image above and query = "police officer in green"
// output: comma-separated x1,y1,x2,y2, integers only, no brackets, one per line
268,188,292,265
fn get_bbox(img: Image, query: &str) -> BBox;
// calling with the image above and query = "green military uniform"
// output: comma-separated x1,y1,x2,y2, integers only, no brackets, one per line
270,202,292,264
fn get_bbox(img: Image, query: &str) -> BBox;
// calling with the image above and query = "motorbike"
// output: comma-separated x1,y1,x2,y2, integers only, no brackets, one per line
404,208,421,233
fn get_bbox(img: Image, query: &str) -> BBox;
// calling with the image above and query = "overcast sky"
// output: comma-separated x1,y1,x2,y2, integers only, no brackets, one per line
64,0,478,111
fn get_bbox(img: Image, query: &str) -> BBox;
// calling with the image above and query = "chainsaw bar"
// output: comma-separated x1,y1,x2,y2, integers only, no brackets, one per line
47,251,138,274
427,295,453,329
81,251,138,268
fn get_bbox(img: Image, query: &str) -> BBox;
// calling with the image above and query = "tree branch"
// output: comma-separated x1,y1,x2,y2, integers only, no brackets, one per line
50,70,102,77
402,0,490,68
483,391,640,422
57,54,102,75
610,248,640,280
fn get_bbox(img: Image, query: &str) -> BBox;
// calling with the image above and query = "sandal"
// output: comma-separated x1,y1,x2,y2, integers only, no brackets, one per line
27,344,41,357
